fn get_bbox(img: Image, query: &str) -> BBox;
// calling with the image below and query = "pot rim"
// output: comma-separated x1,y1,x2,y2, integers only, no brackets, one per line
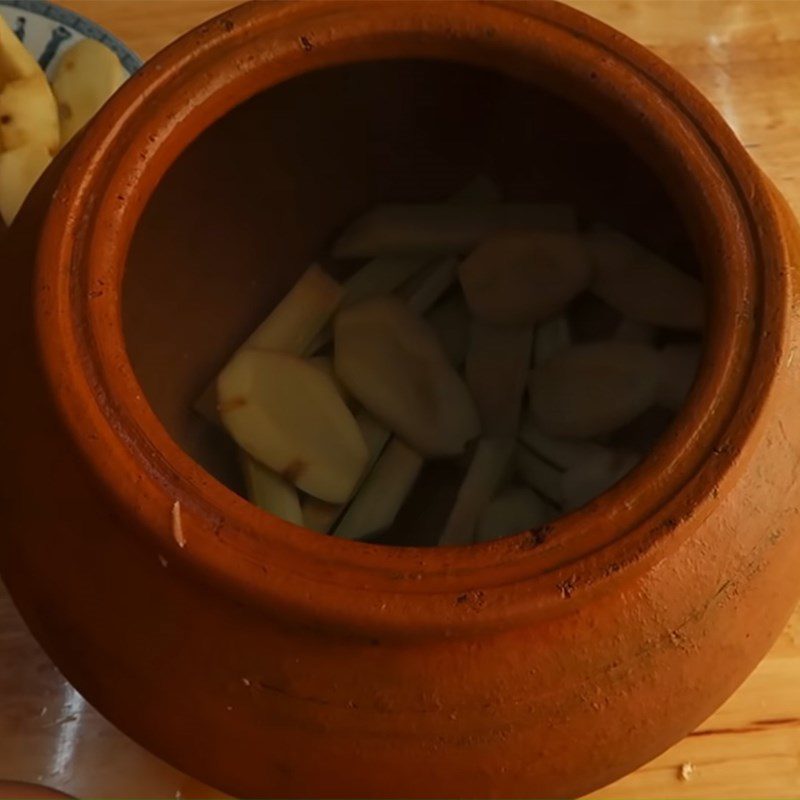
33,0,787,638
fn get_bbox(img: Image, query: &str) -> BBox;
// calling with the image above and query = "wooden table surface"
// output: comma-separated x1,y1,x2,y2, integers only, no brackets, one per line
1,1,799,798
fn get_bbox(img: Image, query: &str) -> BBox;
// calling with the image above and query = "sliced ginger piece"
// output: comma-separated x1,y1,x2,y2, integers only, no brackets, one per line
403,255,459,315
465,319,533,436
459,230,591,326
427,295,470,366
241,454,303,525
585,224,704,330
516,446,563,504
307,354,337,380
519,417,609,471
247,264,342,353
341,175,499,306
334,296,480,457
195,264,342,423
0,16,42,85
309,175,501,352
217,349,367,503
307,355,351,404
334,438,424,541
340,175,501,308
51,39,126,145
534,314,571,366
301,411,390,533
0,76,59,153
341,254,434,310
528,341,662,439
300,498,341,533
440,437,515,545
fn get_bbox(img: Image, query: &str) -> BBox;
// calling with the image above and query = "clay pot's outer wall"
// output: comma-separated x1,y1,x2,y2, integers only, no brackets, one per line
1,2,800,798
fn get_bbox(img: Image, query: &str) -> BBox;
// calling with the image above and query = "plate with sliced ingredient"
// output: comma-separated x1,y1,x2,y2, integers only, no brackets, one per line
195,176,706,548
0,0,140,226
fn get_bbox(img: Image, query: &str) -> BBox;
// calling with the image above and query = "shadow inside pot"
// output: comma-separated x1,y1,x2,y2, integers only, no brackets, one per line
123,59,700,546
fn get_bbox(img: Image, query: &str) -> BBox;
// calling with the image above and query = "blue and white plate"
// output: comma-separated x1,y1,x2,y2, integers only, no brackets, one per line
0,0,141,78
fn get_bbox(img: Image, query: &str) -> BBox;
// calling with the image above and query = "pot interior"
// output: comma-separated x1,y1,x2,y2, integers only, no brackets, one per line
123,58,701,546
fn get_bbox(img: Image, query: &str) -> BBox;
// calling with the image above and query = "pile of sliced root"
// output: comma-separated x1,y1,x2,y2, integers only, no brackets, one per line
201,176,703,546
0,16,125,225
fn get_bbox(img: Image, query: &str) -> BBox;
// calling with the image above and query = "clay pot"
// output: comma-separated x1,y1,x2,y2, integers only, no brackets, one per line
1,1,799,797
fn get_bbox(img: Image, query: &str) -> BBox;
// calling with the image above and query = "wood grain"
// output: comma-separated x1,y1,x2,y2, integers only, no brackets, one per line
1,2,798,798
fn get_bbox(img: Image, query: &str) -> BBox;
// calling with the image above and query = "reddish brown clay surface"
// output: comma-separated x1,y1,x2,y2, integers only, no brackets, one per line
1,2,800,798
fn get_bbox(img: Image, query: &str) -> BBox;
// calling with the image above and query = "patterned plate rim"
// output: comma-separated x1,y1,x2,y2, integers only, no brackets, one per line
0,0,142,73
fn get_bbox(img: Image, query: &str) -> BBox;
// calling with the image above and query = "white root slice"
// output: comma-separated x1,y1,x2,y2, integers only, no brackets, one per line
465,319,533,436
586,224,704,330
341,254,436,309
334,296,480,456
301,411,391,533
336,173,498,308
427,295,470,366
354,411,393,462
248,264,342,353
194,264,342,423
0,16,43,84
397,174,501,317
519,416,609,471
516,446,564,504
404,255,460,315
528,341,662,438
658,343,702,411
308,176,501,352
534,314,571,365
0,76,59,153
440,437,516,546
334,438,424,541
475,486,550,543
51,39,126,145
333,203,576,258
307,354,351,404
303,254,433,355
340,176,501,307
458,229,590,326
614,317,656,345
217,350,367,503
307,354,336,379
0,142,51,225
241,454,303,525
300,498,341,534
561,449,640,511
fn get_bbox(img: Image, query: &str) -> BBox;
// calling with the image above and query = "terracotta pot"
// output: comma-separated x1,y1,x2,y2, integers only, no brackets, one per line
2,1,799,797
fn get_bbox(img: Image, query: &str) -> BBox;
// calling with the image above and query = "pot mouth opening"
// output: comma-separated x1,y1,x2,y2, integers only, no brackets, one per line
37,1,781,635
